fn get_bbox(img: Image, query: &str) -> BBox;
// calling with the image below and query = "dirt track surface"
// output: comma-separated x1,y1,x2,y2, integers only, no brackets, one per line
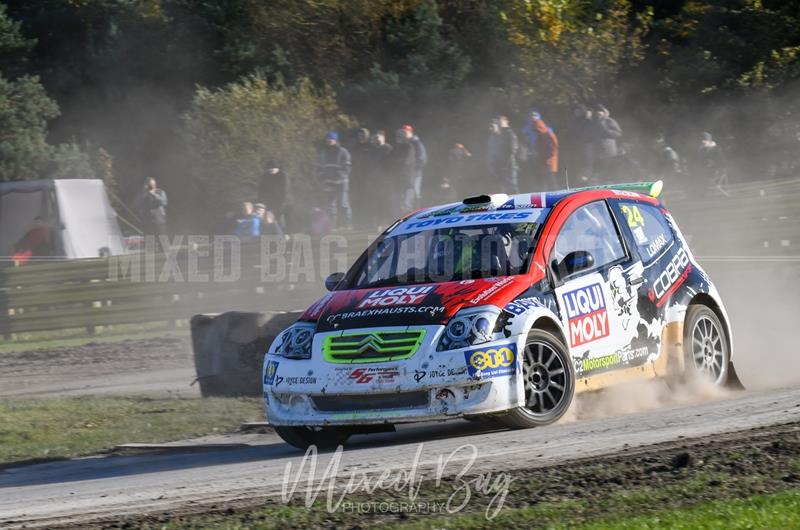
0,336,198,398
2,386,800,529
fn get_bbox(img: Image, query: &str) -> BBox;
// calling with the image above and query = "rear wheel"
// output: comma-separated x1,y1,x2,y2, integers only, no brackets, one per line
274,426,351,450
498,329,575,429
684,305,734,387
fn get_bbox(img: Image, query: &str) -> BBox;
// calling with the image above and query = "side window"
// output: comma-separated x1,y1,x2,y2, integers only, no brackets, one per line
616,202,675,263
552,201,627,278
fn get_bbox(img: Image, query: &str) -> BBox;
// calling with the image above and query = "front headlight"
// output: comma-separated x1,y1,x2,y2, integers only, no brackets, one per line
437,306,501,351
275,323,315,359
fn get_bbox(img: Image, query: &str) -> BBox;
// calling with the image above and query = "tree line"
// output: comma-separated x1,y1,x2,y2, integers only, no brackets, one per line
0,0,798,227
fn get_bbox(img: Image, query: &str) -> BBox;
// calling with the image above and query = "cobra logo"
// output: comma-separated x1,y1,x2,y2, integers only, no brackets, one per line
469,347,515,371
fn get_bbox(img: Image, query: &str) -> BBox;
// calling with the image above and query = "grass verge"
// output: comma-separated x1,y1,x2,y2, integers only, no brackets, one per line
0,396,264,464
0,322,184,354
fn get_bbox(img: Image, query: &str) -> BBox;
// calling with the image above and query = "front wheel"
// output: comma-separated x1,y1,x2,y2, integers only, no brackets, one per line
274,425,350,450
498,329,575,429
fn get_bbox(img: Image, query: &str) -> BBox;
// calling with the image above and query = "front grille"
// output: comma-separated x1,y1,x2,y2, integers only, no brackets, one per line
312,391,429,412
322,330,426,363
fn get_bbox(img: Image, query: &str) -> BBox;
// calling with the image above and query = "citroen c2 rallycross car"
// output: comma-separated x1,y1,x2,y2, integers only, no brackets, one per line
263,181,742,449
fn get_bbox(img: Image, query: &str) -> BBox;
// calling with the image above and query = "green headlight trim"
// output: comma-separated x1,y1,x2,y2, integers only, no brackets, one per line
323,330,426,363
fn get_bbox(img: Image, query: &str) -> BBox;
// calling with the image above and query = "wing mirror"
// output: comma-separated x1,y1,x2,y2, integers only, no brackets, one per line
557,251,595,277
325,272,345,291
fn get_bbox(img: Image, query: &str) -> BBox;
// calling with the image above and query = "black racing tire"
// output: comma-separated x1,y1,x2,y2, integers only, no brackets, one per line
274,426,351,450
497,329,575,429
683,304,737,388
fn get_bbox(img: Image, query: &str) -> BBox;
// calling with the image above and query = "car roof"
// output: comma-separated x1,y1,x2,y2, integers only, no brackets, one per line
413,181,664,219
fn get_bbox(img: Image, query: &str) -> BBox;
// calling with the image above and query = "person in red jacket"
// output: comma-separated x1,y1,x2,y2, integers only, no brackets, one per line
13,217,52,266
530,113,560,191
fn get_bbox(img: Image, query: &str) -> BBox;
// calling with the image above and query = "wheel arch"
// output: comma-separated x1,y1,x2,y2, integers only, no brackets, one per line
687,292,732,359
530,316,567,347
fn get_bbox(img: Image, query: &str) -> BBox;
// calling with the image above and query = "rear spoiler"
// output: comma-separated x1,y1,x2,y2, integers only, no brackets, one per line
564,180,664,198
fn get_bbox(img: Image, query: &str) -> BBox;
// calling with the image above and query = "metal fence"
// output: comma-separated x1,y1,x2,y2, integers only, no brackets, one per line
1,179,798,338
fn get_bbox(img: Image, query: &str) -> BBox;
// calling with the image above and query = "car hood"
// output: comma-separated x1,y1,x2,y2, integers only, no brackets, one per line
304,276,530,333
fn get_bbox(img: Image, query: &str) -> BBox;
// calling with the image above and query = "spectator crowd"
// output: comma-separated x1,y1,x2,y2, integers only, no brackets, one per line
133,104,731,237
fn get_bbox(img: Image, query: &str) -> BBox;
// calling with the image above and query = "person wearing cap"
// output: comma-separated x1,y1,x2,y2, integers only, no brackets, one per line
487,116,519,194
400,124,427,211
317,131,353,230
258,159,293,231
591,104,623,181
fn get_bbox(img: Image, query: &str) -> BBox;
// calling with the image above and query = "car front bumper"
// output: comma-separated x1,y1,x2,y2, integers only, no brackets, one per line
263,326,525,426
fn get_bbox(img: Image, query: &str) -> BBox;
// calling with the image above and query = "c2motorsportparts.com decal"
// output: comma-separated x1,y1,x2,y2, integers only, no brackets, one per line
356,285,434,309
562,283,609,347
464,343,517,378
264,360,279,385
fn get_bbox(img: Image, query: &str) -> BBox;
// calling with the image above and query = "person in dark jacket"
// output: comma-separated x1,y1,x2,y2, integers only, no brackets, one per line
650,136,683,181
258,159,292,231
317,131,353,230
591,104,623,181
134,177,168,236
350,128,376,228
690,132,728,195
487,116,519,194
570,104,594,179
369,129,393,226
391,128,417,218
400,124,427,211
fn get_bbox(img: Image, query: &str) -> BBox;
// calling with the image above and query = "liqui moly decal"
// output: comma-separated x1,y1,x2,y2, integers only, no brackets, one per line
357,286,434,309
562,283,609,347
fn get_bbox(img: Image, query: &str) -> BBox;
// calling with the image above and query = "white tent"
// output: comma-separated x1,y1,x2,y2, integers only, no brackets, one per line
0,179,125,261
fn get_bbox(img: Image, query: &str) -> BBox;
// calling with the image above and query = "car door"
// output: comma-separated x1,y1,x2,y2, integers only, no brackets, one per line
608,199,681,365
550,200,644,377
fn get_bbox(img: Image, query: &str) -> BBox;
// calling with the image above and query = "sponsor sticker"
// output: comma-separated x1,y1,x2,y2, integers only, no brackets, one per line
469,276,515,304
357,286,433,309
504,296,548,315
562,283,609,347
464,344,517,378
649,247,691,307
264,360,279,385
347,367,400,384
276,376,317,386
326,305,445,323
575,352,621,375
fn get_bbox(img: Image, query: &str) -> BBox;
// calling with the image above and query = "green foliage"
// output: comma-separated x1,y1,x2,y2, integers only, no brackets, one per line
47,142,96,179
0,73,58,181
501,0,652,104
182,75,354,217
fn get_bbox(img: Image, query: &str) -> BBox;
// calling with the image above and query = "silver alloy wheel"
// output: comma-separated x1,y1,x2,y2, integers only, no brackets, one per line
691,315,725,384
523,341,567,414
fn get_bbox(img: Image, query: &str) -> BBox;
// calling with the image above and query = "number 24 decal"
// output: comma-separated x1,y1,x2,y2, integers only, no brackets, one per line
621,205,645,228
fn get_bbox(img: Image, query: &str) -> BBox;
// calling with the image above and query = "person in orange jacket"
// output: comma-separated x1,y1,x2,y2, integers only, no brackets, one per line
529,112,560,191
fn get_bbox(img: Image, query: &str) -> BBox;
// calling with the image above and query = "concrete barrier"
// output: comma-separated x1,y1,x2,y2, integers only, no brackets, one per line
191,311,303,397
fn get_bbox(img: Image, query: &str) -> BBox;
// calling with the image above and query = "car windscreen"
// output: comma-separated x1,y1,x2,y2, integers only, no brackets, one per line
348,221,543,289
